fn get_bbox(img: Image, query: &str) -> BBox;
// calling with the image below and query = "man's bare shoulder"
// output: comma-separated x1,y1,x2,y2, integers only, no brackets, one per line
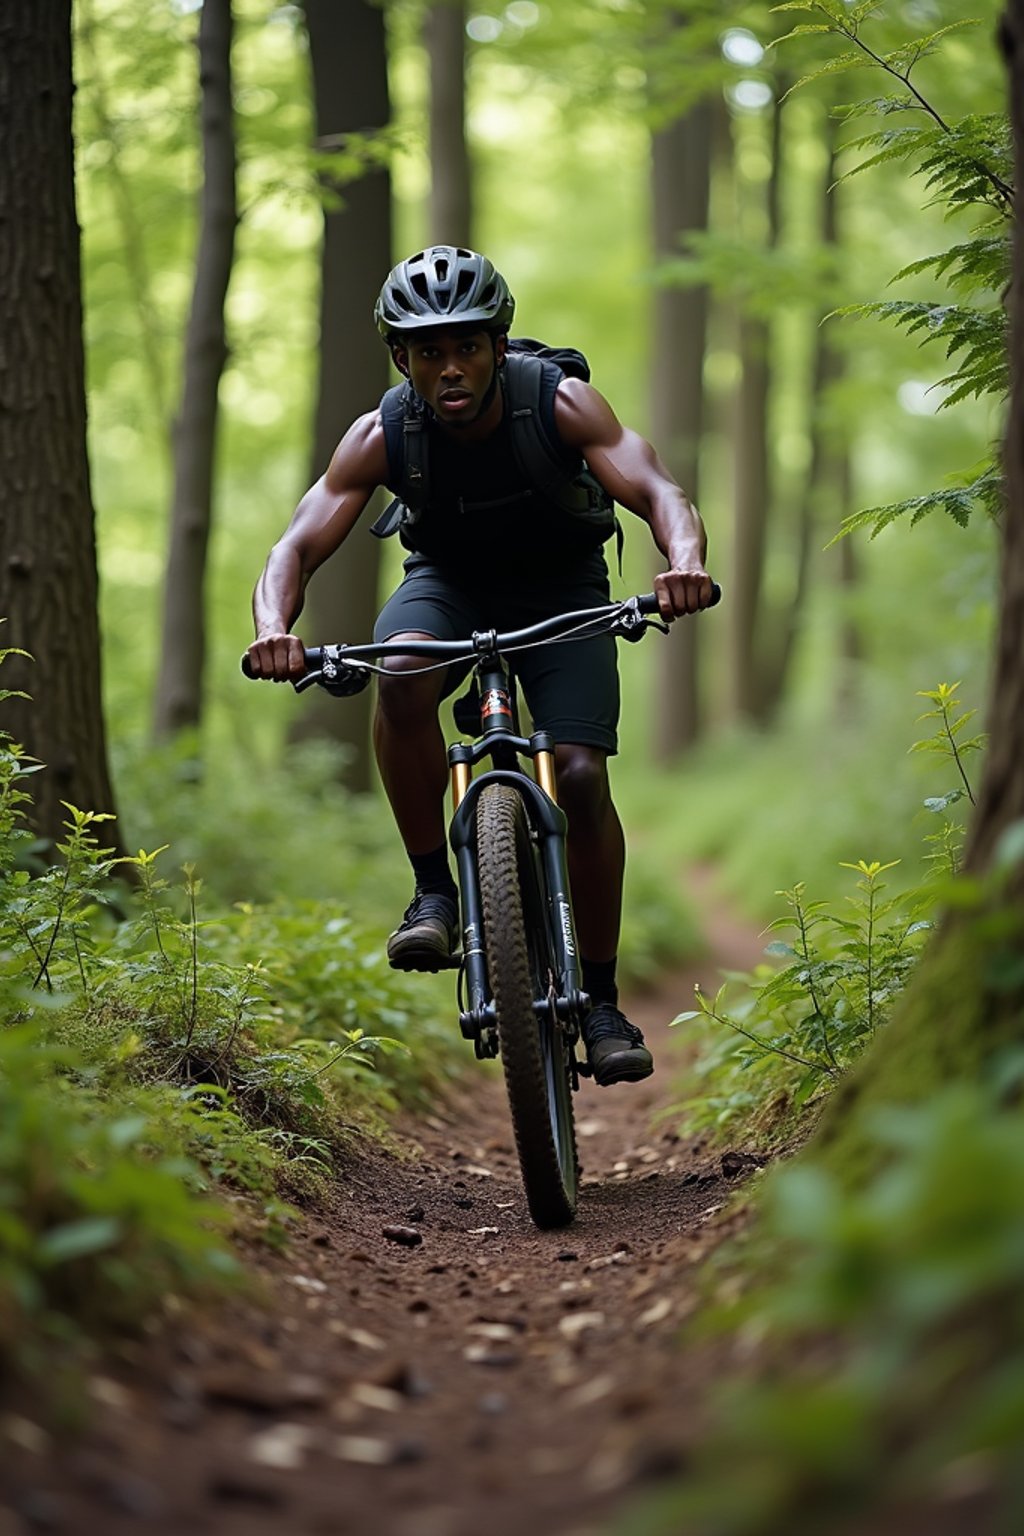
328,409,391,490
552,375,620,450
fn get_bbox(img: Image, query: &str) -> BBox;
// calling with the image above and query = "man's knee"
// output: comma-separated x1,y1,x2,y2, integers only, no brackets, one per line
375,632,442,730
555,746,611,823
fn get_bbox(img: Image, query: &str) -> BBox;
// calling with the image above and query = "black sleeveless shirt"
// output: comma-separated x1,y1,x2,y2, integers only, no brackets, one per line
393,390,609,578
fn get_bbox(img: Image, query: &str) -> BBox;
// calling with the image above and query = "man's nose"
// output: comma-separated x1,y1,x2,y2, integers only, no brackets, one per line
441,355,463,377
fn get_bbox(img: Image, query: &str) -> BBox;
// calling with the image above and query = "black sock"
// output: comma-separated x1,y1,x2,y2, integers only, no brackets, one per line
409,845,457,899
582,957,618,1007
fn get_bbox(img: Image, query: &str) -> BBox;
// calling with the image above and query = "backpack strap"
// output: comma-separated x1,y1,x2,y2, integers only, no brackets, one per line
504,354,623,570
503,353,578,502
370,382,429,539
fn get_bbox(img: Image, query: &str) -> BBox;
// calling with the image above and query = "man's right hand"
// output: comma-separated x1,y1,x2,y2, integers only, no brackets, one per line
245,632,307,682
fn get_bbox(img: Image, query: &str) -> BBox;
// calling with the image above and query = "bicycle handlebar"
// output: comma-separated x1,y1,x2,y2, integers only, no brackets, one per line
241,584,721,684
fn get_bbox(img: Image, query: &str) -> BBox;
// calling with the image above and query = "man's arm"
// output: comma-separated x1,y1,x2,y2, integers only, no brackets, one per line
553,378,713,621
248,411,389,680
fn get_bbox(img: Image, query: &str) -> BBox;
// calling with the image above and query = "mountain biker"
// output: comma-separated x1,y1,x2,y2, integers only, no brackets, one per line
247,246,714,1088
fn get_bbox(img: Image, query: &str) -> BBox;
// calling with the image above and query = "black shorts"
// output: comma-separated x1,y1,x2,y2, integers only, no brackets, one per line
373,554,620,754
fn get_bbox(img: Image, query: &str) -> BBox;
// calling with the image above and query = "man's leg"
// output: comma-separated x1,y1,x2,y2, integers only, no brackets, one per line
554,743,624,963
374,633,459,970
555,742,653,1086
373,632,449,855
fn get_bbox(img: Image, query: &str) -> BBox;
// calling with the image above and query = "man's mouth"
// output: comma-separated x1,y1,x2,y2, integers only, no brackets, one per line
439,389,473,412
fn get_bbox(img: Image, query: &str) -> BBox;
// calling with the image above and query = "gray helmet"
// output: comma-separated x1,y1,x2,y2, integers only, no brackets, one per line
374,246,515,340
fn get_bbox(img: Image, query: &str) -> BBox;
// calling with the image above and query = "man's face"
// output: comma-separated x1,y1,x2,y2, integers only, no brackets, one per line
394,328,506,428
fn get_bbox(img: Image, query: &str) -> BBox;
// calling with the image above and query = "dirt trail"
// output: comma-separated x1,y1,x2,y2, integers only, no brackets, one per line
1,878,766,1536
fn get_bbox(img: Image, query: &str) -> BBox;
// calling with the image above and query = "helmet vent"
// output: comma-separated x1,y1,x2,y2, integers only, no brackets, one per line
410,272,430,301
435,257,449,280
454,268,474,301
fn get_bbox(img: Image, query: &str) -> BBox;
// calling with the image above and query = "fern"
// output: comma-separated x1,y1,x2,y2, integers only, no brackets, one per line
830,460,1003,542
772,3,1013,535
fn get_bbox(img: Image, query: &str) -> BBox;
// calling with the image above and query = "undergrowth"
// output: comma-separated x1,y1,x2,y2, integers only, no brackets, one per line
632,1057,1024,1536
673,680,983,1145
0,649,462,1381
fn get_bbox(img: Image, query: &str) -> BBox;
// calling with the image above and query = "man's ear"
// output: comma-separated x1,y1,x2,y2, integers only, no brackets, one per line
494,333,509,368
391,344,410,379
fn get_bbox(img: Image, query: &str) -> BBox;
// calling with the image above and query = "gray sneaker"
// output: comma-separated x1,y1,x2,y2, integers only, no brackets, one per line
582,1003,654,1087
387,890,460,973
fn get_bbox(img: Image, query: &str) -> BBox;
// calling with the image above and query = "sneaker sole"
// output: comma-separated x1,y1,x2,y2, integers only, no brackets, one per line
592,1056,655,1088
387,944,461,974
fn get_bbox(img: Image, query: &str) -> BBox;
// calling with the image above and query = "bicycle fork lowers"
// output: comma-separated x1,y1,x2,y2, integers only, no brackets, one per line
447,640,589,1073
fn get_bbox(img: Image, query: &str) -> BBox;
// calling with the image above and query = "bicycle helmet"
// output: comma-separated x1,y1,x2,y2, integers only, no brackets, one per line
374,246,515,341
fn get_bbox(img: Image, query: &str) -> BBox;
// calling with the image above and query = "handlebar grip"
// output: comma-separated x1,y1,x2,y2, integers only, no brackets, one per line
241,654,254,678
637,582,721,616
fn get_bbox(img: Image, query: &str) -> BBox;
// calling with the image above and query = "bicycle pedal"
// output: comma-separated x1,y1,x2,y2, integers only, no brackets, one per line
388,950,462,974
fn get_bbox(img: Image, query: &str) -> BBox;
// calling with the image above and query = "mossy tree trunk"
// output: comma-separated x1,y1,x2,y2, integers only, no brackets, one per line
0,1,120,847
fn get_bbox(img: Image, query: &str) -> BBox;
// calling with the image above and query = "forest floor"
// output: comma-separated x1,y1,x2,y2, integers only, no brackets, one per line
0,878,768,1536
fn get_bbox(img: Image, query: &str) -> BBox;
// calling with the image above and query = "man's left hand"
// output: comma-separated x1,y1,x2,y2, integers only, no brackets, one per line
653,567,716,621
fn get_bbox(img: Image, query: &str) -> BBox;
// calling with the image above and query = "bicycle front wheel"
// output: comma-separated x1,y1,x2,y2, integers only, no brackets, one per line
477,782,578,1229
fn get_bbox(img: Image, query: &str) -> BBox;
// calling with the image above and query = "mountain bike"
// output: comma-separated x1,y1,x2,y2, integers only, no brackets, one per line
244,589,719,1229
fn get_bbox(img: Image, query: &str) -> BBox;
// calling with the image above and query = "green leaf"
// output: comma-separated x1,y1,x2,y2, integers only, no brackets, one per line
38,1216,122,1265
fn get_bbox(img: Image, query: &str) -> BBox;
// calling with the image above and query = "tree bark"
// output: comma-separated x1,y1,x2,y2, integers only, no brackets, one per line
153,0,237,739
0,1,120,845
426,1,471,248
730,94,782,723
762,120,843,718
968,1,1024,892
650,98,712,758
293,0,391,792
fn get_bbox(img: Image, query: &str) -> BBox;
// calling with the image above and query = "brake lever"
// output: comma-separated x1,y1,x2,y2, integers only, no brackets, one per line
613,599,670,643
293,670,325,694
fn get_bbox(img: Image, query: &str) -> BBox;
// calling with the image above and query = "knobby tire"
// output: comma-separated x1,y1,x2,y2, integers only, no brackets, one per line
477,783,578,1229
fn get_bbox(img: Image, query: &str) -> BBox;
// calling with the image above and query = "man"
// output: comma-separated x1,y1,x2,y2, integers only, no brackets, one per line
247,246,714,1087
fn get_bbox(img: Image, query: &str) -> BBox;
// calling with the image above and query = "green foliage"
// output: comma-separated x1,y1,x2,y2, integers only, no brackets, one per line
0,636,467,1380
672,680,983,1141
632,1068,1024,1535
0,1023,242,1377
833,458,1003,538
773,1,1012,537
674,861,929,1140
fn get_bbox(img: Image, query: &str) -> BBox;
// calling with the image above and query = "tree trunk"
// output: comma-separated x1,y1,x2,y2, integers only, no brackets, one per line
835,459,861,723
762,119,843,718
730,94,782,723
426,1,471,248
968,0,1024,891
293,0,391,792
0,1,120,846
153,0,237,739
650,98,712,758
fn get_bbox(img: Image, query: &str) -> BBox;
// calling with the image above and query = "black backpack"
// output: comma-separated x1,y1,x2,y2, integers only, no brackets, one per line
369,338,618,546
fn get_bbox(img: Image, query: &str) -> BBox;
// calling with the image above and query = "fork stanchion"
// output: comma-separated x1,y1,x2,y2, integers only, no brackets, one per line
531,731,558,803
449,743,472,811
